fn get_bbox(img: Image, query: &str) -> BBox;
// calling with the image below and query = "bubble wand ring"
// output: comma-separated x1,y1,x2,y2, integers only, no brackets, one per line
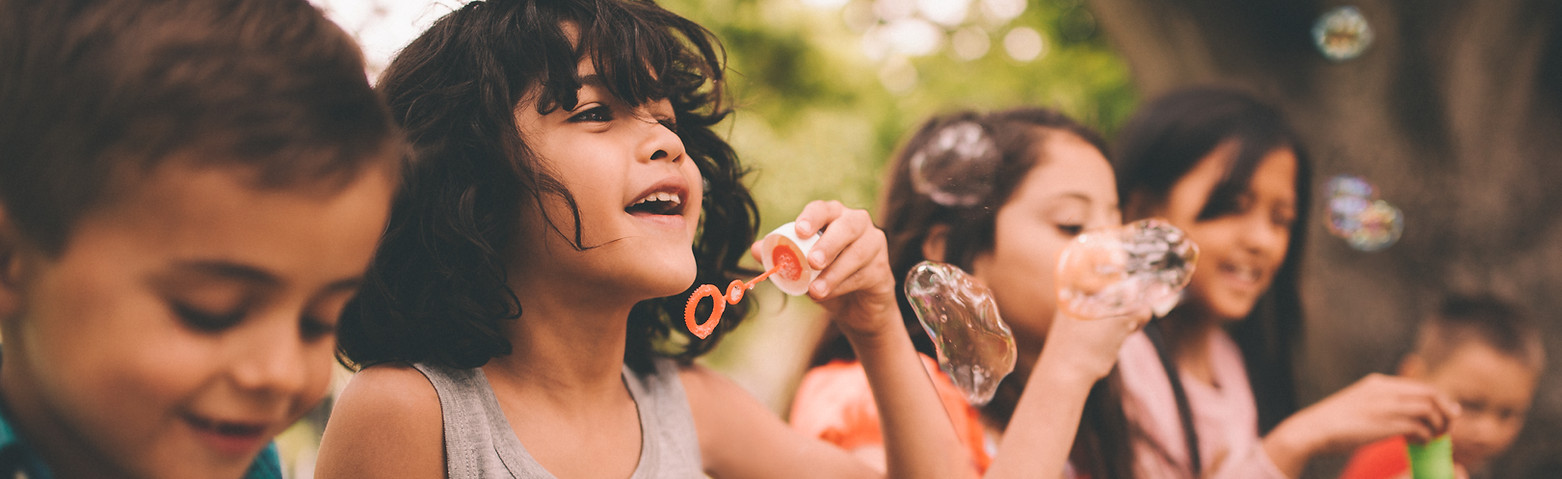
684,222,816,339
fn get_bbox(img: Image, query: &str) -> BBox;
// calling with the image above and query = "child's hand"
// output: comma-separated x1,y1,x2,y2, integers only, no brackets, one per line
755,200,898,340
1042,306,1152,383
1267,374,1460,460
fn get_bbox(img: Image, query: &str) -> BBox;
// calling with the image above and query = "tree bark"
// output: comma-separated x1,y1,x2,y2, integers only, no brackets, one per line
1089,0,1562,476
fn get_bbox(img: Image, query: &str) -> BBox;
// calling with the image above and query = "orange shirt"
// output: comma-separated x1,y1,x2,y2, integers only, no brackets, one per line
789,356,992,473
1339,436,1410,479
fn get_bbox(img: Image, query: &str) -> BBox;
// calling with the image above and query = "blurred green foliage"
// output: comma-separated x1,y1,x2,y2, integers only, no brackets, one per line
660,0,1137,231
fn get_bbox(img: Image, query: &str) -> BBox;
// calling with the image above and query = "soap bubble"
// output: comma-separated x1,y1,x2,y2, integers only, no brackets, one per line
1325,174,1375,199
1347,200,1403,252
1324,174,1403,251
905,261,1016,406
909,121,999,207
1057,219,1199,319
1312,6,1373,62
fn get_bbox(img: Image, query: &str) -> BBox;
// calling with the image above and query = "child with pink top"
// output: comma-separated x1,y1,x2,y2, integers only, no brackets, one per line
1112,87,1460,478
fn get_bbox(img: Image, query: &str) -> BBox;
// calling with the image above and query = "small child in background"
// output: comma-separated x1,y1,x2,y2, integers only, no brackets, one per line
0,0,403,478
1339,294,1546,479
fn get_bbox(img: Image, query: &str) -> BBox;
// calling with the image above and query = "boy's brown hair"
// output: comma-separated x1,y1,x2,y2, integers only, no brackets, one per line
1413,293,1546,373
0,0,403,255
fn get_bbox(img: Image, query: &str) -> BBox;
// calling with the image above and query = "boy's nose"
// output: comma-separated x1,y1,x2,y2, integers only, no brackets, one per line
229,318,312,398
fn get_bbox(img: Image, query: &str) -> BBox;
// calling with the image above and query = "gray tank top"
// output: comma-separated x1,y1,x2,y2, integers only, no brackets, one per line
412,358,703,478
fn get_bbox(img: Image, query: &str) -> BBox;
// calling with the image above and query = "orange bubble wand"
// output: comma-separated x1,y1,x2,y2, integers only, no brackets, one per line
684,244,804,339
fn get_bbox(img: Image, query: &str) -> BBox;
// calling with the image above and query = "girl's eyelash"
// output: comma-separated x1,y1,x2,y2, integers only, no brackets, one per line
172,302,246,333
300,316,336,340
1057,224,1084,236
567,105,613,123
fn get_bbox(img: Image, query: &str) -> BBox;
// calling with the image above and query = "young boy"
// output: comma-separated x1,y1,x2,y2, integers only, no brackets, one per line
1339,294,1547,479
0,0,403,477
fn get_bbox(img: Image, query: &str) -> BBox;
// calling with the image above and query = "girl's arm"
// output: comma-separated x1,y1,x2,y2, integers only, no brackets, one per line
1261,373,1460,478
692,200,972,479
315,365,446,479
984,309,1147,478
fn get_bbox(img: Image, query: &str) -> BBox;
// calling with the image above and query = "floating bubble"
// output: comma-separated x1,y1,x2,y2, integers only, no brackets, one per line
1312,6,1373,62
1324,174,1404,251
909,121,999,207
905,261,1016,406
1327,195,1370,237
1057,219,1199,320
1347,200,1403,252
1325,174,1375,199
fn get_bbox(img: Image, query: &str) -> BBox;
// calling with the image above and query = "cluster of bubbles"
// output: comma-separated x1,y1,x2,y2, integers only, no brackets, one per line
1056,219,1199,320
1312,5,1373,62
904,261,1016,406
1326,174,1404,251
903,220,1198,405
909,121,1001,207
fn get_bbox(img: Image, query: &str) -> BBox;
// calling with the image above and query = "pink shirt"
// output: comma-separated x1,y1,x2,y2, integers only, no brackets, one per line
1118,329,1287,479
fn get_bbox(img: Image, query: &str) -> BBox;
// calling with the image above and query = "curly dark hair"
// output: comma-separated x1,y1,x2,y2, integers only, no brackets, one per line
336,0,758,374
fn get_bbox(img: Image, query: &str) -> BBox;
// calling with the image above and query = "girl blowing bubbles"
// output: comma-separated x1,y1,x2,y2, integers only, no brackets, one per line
315,1,968,477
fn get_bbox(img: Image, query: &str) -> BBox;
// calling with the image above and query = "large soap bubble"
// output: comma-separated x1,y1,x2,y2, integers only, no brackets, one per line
909,121,1000,207
905,261,1016,406
1056,219,1199,320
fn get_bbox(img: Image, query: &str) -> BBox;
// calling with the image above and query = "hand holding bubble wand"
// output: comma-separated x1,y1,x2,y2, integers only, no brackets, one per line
685,222,820,339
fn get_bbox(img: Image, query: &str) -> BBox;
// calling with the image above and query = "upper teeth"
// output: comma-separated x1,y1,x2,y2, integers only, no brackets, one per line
633,191,681,206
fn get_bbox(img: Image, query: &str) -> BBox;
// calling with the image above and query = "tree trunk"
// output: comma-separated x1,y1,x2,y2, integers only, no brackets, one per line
1088,0,1562,476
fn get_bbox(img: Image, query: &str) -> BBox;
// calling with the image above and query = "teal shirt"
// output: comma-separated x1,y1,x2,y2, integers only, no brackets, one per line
0,410,283,479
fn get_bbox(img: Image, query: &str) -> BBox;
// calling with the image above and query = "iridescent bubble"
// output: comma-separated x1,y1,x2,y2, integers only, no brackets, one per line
1326,174,1375,199
1348,200,1403,251
1057,219,1199,319
909,121,999,207
1324,174,1404,251
1327,195,1369,237
905,261,1016,406
1312,6,1373,62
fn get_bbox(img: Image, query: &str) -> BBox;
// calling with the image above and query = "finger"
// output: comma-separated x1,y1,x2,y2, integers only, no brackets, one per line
792,200,845,240
809,228,885,299
750,239,763,265
802,208,872,271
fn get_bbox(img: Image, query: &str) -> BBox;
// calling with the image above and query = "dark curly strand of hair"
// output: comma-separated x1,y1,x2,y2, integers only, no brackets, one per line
337,0,757,374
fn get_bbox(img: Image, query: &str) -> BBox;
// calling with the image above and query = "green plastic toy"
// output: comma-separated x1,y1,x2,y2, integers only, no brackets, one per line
1406,435,1454,479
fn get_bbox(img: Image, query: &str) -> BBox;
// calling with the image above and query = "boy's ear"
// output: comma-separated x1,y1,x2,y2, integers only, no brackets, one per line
1398,353,1427,379
0,206,30,320
921,224,950,263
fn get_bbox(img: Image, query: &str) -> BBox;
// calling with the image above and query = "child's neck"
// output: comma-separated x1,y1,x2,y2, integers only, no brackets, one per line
1162,310,1223,387
488,264,651,395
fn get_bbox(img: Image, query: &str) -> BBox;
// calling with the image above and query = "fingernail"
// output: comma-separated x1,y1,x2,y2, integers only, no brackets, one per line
809,251,824,267
795,220,811,235
812,281,829,297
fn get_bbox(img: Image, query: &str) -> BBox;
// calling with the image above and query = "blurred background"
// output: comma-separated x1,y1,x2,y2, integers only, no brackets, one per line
288,1,1562,477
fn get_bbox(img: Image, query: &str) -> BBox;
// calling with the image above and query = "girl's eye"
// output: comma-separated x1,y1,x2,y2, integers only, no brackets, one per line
172,302,246,333
1057,224,1084,236
568,105,613,123
300,315,336,341
657,118,679,133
